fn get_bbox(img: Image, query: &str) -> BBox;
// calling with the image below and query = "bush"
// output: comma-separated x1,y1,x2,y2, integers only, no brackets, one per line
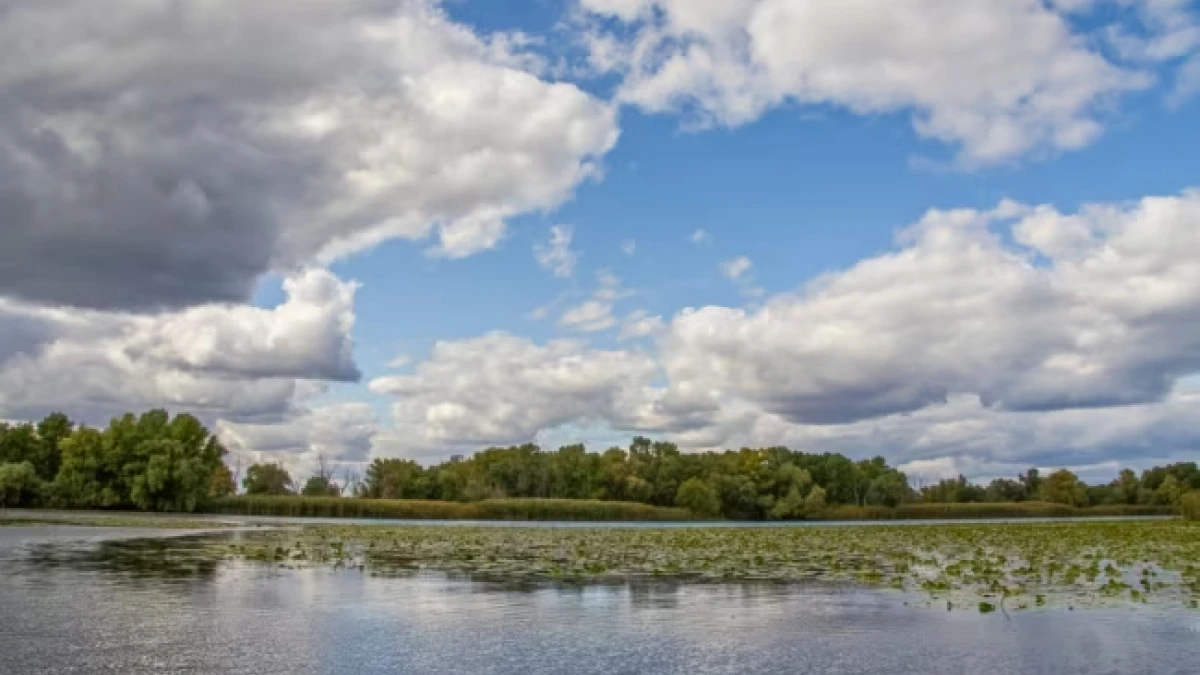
675,478,721,517
0,462,45,507
1181,492,1200,521
205,496,693,521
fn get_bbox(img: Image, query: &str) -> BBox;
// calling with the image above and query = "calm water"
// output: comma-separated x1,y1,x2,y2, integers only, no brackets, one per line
1,527,1198,675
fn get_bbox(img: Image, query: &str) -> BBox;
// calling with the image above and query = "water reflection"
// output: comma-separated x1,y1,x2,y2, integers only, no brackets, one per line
0,527,1197,675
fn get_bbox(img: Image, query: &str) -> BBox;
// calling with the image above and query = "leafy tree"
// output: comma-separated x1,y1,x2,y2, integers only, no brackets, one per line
209,463,237,498
1181,491,1200,521
0,462,44,507
865,470,911,507
1116,468,1140,505
54,411,225,512
1155,474,1186,506
243,463,295,496
984,478,1028,503
364,458,429,499
675,478,720,517
34,413,73,481
1038,469,1087,507
301,475,341,497
0,423,37,468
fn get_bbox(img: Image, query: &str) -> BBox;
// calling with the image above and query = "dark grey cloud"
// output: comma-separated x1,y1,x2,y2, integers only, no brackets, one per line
0,0,616,311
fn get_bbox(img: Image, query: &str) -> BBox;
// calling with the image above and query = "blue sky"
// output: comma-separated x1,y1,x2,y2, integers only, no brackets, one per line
3,0,1200,482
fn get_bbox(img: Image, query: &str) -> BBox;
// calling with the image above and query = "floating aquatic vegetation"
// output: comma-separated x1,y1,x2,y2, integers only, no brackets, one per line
192,519,1200,610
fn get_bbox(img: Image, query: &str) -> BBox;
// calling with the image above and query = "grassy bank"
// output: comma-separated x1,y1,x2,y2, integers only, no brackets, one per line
205,496,694,521
813,502,1176,521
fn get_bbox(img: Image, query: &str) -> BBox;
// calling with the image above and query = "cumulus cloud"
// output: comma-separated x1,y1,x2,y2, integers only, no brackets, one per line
579,0,1152,163
0,0,617,311
369,332,660,456
690,229,714,246
534,225,579,278
123,269,359,382
0,269,359,425
658,189,1200,426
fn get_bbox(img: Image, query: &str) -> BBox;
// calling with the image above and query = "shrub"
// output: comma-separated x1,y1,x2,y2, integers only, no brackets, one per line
0,462,45,507
1181,491,1200,521
675,478,721,517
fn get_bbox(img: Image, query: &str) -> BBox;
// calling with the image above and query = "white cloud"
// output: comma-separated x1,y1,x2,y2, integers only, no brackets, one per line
0,270,360,425
580,0,1152,163
619,310,666,341
621,239,638,255
534,225,579,278
690,229,714,245
720,256,753,280
369,333,660,457
659,189,1200,427
558,270,631,332
123,269,359,382
0,0,618,311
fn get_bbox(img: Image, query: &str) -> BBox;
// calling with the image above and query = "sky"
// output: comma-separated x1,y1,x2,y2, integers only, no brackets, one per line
2,0,1200,484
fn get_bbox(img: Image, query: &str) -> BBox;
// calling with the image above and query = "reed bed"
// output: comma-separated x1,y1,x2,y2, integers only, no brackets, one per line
206,496,693,521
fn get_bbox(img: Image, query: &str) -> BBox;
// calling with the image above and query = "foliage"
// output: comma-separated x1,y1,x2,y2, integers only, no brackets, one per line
675,478,720,517
1038,469,1088,507
209,463,236,498
0,413,73,481
1181,492,1200,521
53,410,226,512
0,462,45,507
243,463,295,496
301,475,341,497
3,407,1196,520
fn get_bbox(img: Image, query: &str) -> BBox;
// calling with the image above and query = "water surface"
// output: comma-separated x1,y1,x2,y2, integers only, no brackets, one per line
1,526,1196,675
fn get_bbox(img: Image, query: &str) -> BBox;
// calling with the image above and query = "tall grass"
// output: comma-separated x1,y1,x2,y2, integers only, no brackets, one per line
813,501,1175,521
205,496,694,521
1181,492,1200,521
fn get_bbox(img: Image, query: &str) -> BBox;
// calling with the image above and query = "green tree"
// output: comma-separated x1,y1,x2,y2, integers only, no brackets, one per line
301,475,341,497
675,478,720,517
1156,474,1185,506
1116,468,1140,505
1038,469,1087,507
865,470,911,507
209,463,237,498
364,458,428,499
243,463,295,496
1181,491,1200,520
0,462,44,507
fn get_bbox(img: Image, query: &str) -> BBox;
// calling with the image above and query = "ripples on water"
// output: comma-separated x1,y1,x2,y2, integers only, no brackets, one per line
0,526,1197,675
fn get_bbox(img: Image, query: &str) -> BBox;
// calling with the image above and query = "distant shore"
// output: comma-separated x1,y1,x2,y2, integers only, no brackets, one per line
199,496,1176,522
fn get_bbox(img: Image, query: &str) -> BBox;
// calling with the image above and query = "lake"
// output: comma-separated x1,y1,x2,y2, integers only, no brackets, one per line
1,526,1198,675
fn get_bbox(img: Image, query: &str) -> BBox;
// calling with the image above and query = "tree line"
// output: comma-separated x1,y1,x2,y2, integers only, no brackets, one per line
236,437,1200,519
2,410,1197,518
0,410,233,511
